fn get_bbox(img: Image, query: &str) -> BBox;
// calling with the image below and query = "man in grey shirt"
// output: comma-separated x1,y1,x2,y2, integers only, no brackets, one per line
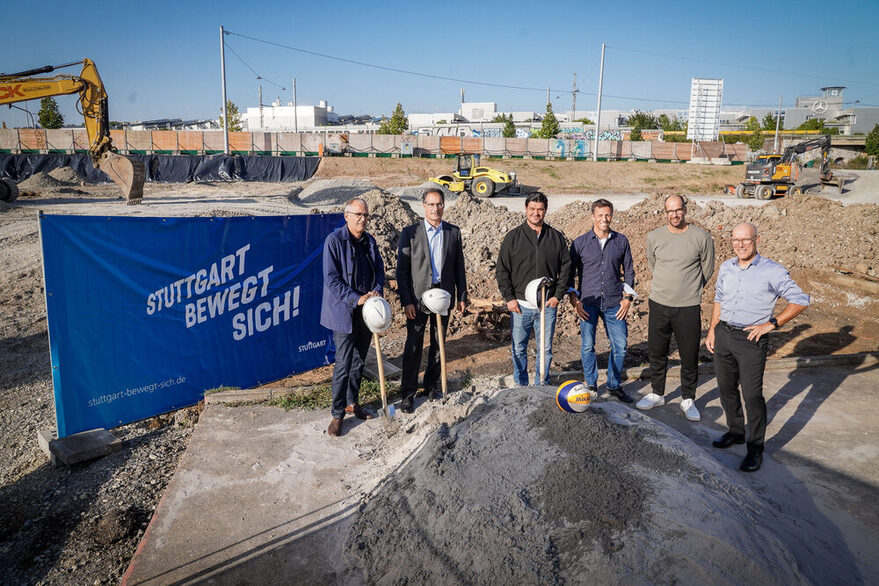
706,223,809,472
637,195,714,421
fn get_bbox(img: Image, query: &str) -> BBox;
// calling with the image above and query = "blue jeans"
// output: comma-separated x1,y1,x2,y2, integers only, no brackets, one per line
511,305,557,386
579,304,628,390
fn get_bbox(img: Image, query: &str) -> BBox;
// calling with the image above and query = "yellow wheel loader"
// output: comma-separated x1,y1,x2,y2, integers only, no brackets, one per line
0,59,145,203
429,154,528,197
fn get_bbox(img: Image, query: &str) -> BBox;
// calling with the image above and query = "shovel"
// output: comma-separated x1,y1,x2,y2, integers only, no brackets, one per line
372,332,395,422
436,313,448,399
539,284,547,386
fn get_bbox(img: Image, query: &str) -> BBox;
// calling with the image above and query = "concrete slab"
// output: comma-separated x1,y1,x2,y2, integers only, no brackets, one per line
37,428,121,466
123,360,879,584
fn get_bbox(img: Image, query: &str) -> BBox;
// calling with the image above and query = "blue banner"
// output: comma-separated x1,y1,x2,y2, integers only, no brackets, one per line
39,213,343,437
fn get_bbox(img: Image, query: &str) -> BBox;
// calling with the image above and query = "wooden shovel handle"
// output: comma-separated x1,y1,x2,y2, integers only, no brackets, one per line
374,333,388,413
436,313,448,399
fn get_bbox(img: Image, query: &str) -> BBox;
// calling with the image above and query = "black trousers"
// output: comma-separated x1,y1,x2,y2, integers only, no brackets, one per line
647,299,701,400
401,308,450,399
714,321,769,452
330,308,372,418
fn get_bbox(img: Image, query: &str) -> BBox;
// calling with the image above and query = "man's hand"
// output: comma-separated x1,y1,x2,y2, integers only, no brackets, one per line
571,299,590,321
744,321,776,342
615,299,631,320
705,328,716,354
405,304,416,320
357,291,378,306
507,299,521,314
546,297,560,308
456,300,466,314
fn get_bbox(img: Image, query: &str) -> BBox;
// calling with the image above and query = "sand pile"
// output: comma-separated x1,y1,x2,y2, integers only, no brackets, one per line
16,172,66,191
47,166,89,184
297,178,380,205
344,387,852,584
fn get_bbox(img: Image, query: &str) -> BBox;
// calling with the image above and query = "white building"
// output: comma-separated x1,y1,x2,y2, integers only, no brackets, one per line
244,100,339,131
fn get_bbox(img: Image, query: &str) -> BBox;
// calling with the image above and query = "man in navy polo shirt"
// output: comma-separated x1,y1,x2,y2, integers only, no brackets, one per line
568,198,636,403
706,222,809,472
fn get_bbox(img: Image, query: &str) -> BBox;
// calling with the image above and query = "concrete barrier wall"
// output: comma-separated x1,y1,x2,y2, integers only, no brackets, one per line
0,129,748,161
45,130,74,151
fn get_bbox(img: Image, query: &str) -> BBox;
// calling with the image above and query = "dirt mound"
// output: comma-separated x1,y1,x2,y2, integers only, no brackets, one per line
297,178,380,205
17,172,66,191
345,388,825,583
47,166,89,184
444,192,525,299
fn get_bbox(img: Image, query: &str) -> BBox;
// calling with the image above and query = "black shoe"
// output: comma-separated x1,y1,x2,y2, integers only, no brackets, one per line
429,390,442,401
607,387,634,404
400,397,414,414
712,432,746,449
740,450,763,473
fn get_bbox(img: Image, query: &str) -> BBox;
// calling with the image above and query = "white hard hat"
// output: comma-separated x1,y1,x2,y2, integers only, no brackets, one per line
421,288,452,316
525,277,553,307
362,297,393,333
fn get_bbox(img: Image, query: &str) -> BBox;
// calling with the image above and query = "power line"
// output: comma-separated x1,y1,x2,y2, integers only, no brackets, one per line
225,30,694,107
224,40,286,90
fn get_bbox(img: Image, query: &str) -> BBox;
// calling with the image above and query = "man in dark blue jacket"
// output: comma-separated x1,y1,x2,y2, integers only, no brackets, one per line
320,197,384,437
568,198,636,403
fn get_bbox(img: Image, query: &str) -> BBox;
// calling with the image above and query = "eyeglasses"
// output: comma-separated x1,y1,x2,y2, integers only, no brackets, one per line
346,212,369,219
731,238,755,245
665,208,684,215
424,202,445,208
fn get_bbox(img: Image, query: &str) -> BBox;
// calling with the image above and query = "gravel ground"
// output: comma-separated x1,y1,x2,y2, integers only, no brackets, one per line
0,162,876,584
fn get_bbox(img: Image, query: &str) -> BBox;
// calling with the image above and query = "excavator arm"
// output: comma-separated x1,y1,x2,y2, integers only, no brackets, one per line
0,59,144,203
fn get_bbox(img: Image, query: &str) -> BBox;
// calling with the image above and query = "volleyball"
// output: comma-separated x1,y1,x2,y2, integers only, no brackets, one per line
556,380,597,413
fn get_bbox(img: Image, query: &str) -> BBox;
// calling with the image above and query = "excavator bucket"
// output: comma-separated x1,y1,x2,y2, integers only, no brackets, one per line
100,152,146,204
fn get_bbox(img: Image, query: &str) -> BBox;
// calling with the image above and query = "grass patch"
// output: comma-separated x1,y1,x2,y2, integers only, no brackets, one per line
204,385,239,395
542,165,561,179
268,378,402,412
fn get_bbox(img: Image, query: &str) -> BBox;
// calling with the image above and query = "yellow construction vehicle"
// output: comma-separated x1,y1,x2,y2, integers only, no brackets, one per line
0,59,145,203
429,154,527,197
736,135,843,200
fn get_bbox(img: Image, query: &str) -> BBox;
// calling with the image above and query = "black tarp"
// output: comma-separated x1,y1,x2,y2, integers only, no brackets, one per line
0,153,320,183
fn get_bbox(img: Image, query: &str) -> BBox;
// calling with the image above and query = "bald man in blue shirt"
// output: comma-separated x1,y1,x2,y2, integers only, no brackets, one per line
706,222,809,472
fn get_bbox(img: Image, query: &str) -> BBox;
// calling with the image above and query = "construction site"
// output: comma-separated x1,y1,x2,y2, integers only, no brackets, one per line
0,149,877,584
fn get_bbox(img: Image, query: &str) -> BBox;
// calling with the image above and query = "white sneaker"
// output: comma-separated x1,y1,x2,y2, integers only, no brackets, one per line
635,393,665,410
680,398,701,422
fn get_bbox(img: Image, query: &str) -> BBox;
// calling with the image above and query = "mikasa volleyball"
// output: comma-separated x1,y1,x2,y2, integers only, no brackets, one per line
556,381,597,413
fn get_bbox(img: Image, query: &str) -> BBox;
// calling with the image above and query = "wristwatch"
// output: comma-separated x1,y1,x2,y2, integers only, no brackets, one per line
769,317,779,329
623,294,634,301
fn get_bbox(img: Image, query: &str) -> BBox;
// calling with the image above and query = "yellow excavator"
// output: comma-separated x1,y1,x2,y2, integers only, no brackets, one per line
0,58,145,204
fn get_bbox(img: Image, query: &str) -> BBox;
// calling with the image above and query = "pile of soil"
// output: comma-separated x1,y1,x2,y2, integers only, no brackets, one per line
345,388,846,583
17,172,67,191
297,178,379,205
47,166,89,185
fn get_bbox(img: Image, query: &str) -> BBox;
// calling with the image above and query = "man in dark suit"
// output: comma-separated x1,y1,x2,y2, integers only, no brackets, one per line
396,187,468,413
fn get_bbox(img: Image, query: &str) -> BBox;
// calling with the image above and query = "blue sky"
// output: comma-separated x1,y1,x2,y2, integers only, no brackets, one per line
3,0,877,128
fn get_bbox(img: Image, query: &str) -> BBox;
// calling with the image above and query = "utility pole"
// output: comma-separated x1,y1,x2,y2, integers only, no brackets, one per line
292,78,298,133
220,25,229,154
773,95,782,153
258,86,263,130
593,43,605,162
572,73,577,122
546,87,550,107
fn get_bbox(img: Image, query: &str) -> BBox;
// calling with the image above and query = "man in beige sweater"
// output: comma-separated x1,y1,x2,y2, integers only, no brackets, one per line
637,195,714,421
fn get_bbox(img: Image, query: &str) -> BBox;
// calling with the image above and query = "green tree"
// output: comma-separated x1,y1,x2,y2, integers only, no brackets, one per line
747,129,765,151
435,119,447,125
503,116,516,138
865,124,879,156
38,97,64,129
761,112,779,131
629,127,643,141
626,110,658,130
657,114,683,131
535,103,560,139
796,118,839,135
744,116,761,132
220,100,243,132
378,103,409,134
575,117,594,125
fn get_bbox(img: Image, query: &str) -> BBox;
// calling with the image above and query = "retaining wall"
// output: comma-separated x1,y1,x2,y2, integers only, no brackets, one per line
0,129,748,162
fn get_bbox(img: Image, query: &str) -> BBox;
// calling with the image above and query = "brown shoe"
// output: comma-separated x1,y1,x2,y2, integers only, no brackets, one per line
327,417,343,437
345,404,375,420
